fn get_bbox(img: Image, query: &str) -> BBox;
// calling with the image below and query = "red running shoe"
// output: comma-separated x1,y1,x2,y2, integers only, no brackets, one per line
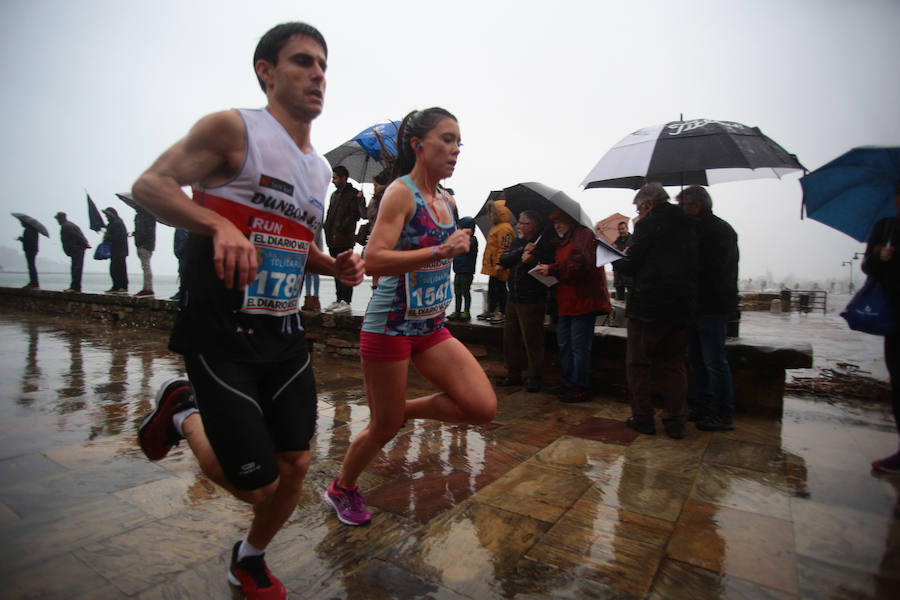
227,541,286,599
137,378,194,460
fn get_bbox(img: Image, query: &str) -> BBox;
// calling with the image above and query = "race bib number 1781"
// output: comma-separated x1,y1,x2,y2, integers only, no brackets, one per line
243,231,309,316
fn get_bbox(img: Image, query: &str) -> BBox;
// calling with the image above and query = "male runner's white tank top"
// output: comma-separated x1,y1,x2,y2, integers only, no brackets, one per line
171,108,331,362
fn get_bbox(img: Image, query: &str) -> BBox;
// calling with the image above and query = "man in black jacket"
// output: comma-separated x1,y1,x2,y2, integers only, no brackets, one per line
18,222,40,289
496,210,555,392
323,165,364,313
55,212,90,292
616,183,697,439
678,186,738,431
102,207,129,293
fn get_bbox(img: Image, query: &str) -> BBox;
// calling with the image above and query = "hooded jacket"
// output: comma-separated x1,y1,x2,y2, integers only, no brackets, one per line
481,201,515,282
103,208,129,258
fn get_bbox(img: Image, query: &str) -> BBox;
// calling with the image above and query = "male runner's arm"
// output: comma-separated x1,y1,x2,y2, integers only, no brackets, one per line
306,242,365,287
132,110,257,290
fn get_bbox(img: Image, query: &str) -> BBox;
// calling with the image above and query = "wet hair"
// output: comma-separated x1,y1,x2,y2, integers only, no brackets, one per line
332,165,349,178
254,22,327,92
634,182,669,205
389,107,457,181
676,185,713,211
618,221,628,227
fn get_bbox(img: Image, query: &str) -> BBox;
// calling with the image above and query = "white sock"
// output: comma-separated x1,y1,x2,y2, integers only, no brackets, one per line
172,407,198,437
237,538,265,562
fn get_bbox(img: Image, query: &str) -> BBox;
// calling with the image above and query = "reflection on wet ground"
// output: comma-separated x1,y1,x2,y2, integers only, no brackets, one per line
1,308,899,599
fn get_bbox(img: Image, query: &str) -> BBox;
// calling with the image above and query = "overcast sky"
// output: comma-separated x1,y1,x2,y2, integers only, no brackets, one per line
2,0,898,285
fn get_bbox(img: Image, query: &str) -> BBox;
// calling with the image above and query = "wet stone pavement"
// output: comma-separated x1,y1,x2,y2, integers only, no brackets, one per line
1,308,899,599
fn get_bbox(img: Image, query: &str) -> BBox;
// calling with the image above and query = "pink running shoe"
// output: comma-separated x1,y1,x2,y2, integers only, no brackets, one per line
323,479,371,525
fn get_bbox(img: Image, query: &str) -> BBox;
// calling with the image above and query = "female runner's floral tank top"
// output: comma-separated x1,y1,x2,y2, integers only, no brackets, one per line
361,175,456,336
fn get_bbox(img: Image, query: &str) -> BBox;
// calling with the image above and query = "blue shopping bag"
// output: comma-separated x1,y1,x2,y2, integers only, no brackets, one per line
841,277,896,336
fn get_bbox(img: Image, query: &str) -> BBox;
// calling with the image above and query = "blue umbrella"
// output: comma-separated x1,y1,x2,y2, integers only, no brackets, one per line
324,120,400,183
801,147,900,242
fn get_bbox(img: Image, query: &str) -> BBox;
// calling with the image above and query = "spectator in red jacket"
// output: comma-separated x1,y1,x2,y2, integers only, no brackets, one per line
533,209,611,402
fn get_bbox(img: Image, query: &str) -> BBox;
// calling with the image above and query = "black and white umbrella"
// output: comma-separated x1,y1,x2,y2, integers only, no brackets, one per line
580,118,806,190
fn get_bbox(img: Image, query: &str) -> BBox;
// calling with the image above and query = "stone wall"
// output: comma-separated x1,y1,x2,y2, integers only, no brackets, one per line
0,287,812,415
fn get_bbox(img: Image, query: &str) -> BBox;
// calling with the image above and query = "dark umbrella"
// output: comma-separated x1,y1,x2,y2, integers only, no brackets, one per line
324,120,400,183
474,190,513,238
502,182,594,230
114,192,139,211
11,213,49,237
86,191,105,231
581,118,806,189
800,146,900,242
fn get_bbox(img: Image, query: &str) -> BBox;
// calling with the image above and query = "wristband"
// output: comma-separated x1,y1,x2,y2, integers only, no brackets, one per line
432,245,441,260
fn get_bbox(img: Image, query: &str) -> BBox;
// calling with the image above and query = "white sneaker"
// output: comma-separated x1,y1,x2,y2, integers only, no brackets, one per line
323,301,341,312
332,300,352,314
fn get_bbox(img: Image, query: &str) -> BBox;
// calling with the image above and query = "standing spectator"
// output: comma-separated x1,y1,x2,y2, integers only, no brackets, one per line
678,186,739,431
171,227,189,301
133,206,157,297
496,210,554,392
611,220,633,301
102,207,129,293
302,226,324,312
55,212,90,292
478,199,514,323
323,165,365,313
448,216,478,320
862,182,900,473
615,183,698,439
534,210,611,402
17,221,40,289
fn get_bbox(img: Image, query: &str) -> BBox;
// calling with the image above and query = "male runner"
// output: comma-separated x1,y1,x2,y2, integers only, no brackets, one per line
132,22,364,600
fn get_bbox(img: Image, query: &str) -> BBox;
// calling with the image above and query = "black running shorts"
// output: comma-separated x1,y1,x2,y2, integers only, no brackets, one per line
183,349,317,491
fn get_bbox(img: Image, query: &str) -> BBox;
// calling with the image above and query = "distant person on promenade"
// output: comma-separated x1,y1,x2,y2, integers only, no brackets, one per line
54,212,90,293
131,22,364,600
102,207,129,293
678,185,739,432
615,183,697,439
133,205,157,297
496,210,555,392
324,107,496,527
17,221,40,289
171,227,188,301
302,226,324,312
611,220,632,301
862,181,900,473
323,165,365,313
533,210,611,403
478,199,514,324
447,216,478,320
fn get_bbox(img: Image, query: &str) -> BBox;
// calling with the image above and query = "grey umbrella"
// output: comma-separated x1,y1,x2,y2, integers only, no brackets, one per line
11,213,49,237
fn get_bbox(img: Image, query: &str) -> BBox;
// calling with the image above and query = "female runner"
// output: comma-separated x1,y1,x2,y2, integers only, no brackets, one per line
324,107,497,525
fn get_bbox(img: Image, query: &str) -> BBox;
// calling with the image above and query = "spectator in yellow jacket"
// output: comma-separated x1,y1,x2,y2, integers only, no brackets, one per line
478,199,515,323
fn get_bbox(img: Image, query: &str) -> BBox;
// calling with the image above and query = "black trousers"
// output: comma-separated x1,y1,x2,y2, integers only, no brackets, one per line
110,255,128,290
69,250,84,291
329,247,353,303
